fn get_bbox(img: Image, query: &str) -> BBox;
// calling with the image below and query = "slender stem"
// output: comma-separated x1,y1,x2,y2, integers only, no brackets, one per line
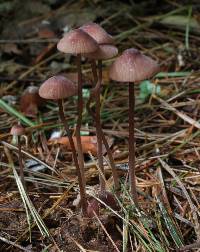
96,60,105,193
90,60,98,86
128,82,138,206
58,99,87,215
85,60,98,117
87,60,120,191
97,60,119,191
18,137,25,187
76,54,86,189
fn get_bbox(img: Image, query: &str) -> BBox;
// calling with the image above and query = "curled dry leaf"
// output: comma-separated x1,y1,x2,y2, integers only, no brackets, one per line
20,86,44,117
48,135,113,156
86,198,99,218
38,27,56,39
2,43,22,55
98,191,119,211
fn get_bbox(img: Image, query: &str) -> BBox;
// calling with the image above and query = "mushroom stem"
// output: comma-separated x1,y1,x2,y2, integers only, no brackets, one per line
90,60,98,85
128,82,138,206
87,60,120,191
95,60,105,193
57,99,87,215
97,60,120,191
18,136,25,187
76,54,86,189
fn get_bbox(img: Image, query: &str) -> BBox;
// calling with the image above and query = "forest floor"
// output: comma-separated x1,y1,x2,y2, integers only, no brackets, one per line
0,1,200,251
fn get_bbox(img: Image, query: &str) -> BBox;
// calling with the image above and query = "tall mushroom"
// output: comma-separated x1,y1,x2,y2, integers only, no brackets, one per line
10,123,25,186
39,75,87,215
84,44,119,192
80,23,119,192
57,29,99,192
109,48,160,205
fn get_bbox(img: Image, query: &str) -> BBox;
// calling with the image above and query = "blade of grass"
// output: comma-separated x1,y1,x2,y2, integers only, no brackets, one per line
156,195,184,248
2,141,58,174
0,99,36,126
123,213,129,252
4,146,50,238
185,6,193,50
155,71,191,78
158,158,200,239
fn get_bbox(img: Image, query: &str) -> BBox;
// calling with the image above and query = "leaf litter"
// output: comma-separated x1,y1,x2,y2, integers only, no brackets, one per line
0,0,200,251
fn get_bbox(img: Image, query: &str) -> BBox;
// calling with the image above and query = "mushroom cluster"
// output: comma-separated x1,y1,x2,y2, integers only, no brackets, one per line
12,22,159,216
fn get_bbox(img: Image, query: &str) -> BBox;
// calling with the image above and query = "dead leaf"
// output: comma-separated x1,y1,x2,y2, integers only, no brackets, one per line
2,43,22,55
20,86,44,117
38,27,56,39
48,135,113,156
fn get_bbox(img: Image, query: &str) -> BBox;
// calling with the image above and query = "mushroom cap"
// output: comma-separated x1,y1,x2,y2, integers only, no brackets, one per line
109,48,160,83
84,44,118,60
39,75,77,100
57,29,98,54
10,124,25,136
80,22,114,44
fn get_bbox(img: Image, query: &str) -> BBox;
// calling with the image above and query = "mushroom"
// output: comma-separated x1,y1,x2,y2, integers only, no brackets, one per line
84,44,119,192
39,75,87,215
109,48,160,205
80,22,114,45
10,123,25,186
80,23,119,193
57,29,99,191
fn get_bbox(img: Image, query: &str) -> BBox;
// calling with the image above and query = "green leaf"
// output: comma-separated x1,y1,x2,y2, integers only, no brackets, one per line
139,80,161,102
0,99,36,127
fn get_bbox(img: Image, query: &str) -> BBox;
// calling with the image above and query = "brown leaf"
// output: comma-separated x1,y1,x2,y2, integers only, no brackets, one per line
2,43,22,55
38,27,56,39
48,135,113,156
20,86,44,117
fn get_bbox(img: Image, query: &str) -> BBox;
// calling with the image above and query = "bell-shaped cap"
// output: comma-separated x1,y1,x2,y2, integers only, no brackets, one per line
80,22,114,44
39,75,77,100
10,124,25,136
109,48,160,83
84,44,118,60
57,29,98,55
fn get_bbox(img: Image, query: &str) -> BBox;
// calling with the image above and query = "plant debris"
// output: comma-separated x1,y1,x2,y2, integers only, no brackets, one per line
0,1,200,251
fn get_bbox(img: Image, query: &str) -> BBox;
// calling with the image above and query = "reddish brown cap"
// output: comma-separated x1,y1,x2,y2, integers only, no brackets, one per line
39,76,77,100
109,48,160,83
84,44,118,60
80,22,114,44
10,124,25,136
57,29,98,54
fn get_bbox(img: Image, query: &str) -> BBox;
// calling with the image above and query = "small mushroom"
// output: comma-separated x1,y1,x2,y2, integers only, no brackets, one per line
80,22,114,45
10,123,25,186
57,29,99,195
85,44,119,192
80,22,119,193
39,75,87,215
109,48,160,205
